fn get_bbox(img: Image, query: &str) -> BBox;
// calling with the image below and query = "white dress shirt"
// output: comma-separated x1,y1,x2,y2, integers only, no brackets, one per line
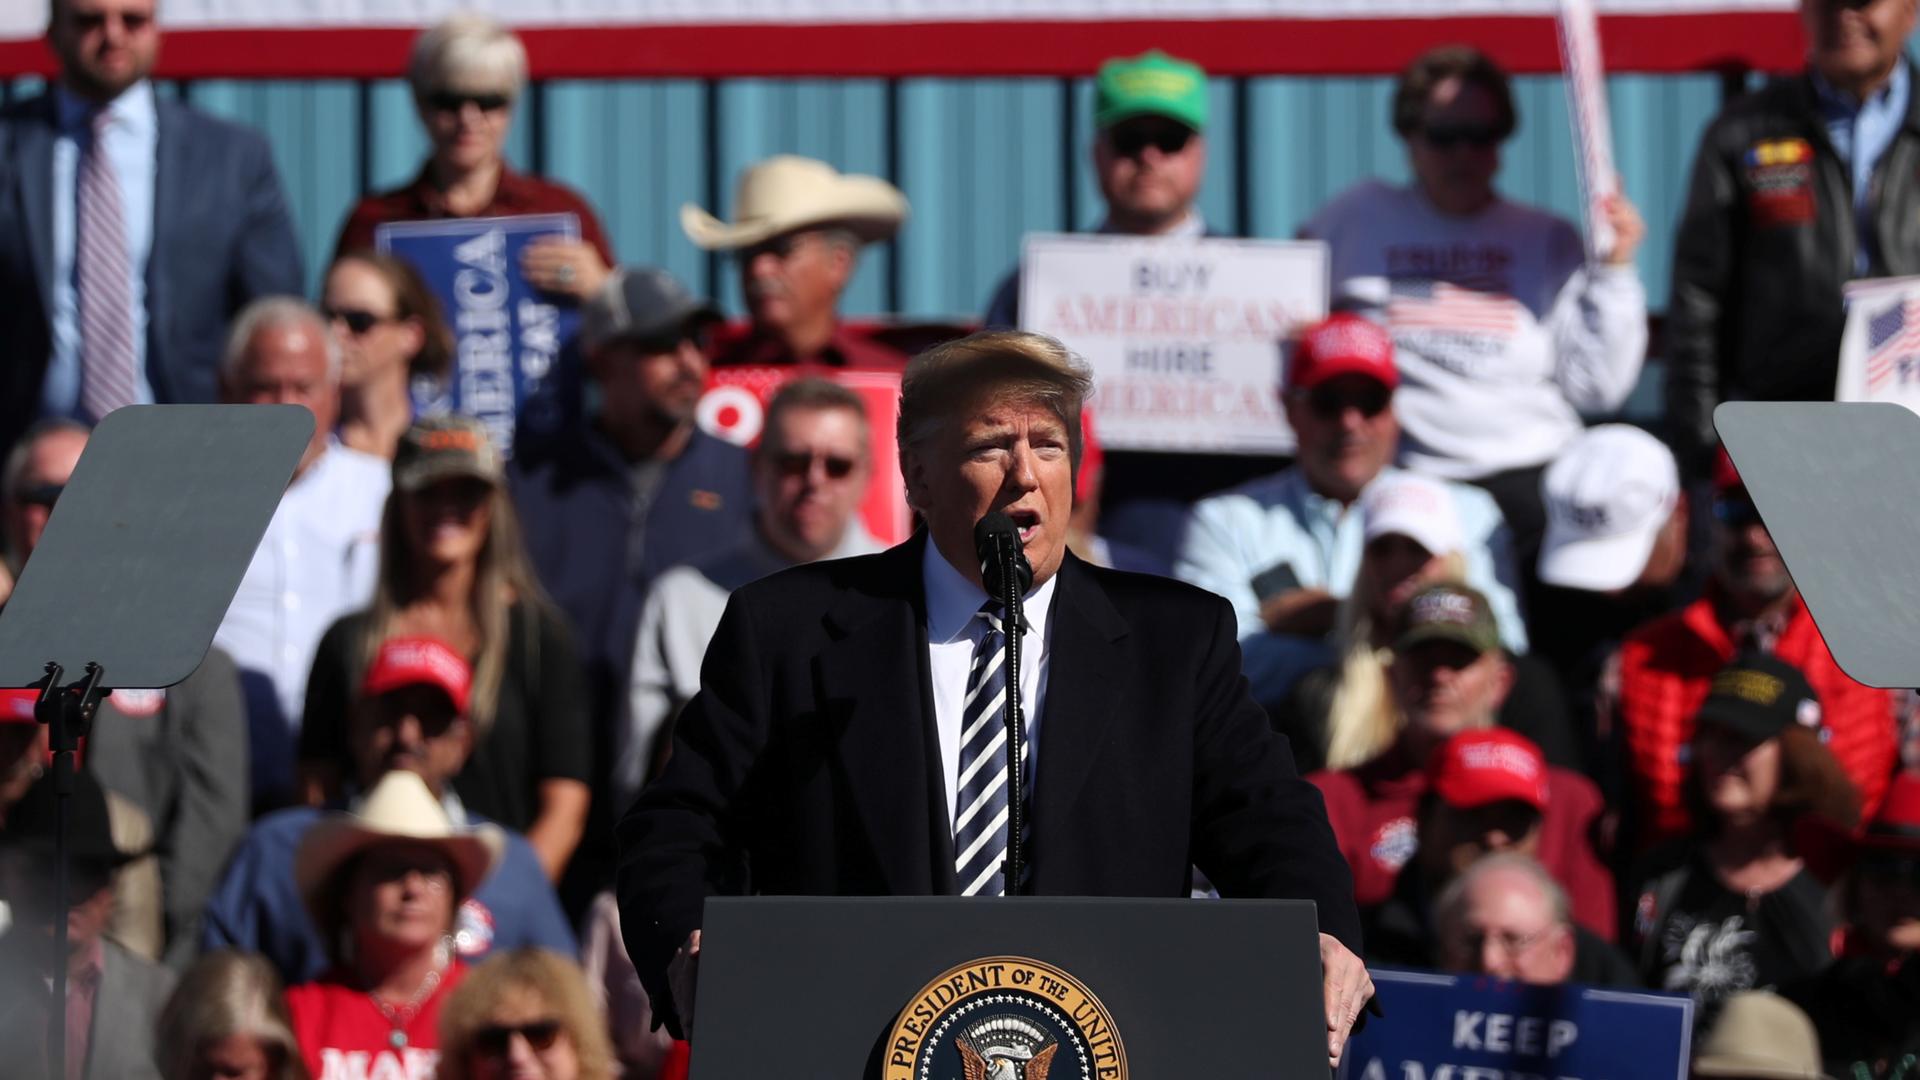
922,539,1057,829
214,440,389,795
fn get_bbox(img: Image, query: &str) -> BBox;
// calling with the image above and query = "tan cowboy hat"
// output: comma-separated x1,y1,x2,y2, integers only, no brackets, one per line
294,771,505,933
1691,992,1831,1080
681,154,908,251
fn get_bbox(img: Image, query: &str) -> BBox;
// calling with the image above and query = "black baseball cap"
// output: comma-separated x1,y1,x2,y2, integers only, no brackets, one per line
1694,653,1822,744
580,266,720,354
0,768,143,869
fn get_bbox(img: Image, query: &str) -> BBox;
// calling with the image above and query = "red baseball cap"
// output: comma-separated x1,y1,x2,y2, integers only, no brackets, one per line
1286,313,1399,392
1713,447,1745,495
1427,729,1549,812
361,637,471,716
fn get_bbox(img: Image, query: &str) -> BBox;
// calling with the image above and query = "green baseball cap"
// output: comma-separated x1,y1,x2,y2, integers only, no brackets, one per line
1094,50,1208,132
1395,583,1501,655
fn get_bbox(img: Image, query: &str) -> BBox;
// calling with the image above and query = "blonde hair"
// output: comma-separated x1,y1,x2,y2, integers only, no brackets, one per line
437,949,616,1080
361,469,552,734
897,330,1092,500
1323,551,1469,770
408,13,528,102
156,952,309,1080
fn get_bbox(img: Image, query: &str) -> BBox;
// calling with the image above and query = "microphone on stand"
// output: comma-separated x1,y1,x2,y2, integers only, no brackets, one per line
972,511,1032,894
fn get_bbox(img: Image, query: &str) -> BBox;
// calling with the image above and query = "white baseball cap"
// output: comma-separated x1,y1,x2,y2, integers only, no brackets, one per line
1360,471,1464,557
1538,425,1680,591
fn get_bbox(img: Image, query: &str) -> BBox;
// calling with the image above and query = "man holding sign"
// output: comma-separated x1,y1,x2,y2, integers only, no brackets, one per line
1668,0,1920,479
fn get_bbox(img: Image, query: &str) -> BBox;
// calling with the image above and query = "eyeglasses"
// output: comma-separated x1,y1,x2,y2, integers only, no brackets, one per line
1421,124,1503,150
322,306,397,336
1713,494,1762,528
474,1020,565,1056
1454,925,1553,957
426,91,512,114
1304,382,1391,419
1108,122,1195,160
772,451,859,480
17,482,62,509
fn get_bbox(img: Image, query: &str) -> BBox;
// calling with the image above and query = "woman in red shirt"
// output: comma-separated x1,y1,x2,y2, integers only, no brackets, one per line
287,770,506,1078
332,13,614,302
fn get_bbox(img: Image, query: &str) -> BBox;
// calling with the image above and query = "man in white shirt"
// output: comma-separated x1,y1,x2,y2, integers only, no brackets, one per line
618,378,881,812
212,298,390,810
1176,313,1526,709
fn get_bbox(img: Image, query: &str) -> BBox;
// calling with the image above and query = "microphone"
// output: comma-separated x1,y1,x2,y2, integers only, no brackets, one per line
971,510,1031,894
972,511,1033,600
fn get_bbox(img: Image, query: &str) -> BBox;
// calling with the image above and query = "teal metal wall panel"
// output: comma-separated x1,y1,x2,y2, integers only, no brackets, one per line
5,68,1731,323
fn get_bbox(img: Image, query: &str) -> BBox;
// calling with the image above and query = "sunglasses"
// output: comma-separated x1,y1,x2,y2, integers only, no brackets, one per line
474,1020,564,1056
773,451,858,480
427,91,511,114
322,306,396,336
1108,123,1195,160
17,482,62,509
1304,382,1392,419
1421,124,1503,150
1713,494,1762,528
741,233,812,262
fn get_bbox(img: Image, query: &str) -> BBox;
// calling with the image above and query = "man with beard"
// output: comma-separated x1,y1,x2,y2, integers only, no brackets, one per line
0,0,303,465
1608,452,1898,851
510,267,753,910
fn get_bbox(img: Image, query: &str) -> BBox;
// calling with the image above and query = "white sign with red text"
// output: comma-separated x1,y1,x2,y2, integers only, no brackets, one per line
1558,0,1621,260
1019,233,1327,454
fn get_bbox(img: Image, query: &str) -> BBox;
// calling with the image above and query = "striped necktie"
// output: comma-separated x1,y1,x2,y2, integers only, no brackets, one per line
953,600,1026,897
76,106,139,421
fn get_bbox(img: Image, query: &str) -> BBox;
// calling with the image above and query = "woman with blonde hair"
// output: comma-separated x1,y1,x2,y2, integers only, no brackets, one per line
158,951,310,1080
437,948,616,1080
332,12,615,301
1278,471,1572,773
298,416,592,880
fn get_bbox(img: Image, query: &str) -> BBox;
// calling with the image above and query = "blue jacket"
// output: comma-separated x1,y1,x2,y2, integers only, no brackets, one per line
0,88,303,461
201,805,577,984
509,424,754,713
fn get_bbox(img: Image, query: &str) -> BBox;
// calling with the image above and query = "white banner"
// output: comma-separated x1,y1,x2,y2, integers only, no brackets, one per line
1019,234,1327,454
0,0,1796,38
1558,0,1620,260
1837,276,1920,412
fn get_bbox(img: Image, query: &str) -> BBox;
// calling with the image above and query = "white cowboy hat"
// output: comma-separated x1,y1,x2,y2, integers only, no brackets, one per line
680,154,908,252
294,770,505,932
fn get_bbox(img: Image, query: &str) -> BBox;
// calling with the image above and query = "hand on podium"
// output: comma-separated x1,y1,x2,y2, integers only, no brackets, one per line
670,929,702,1037
1321,932,1375,1068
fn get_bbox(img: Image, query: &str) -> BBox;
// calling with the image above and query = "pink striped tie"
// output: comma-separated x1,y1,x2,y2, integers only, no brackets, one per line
76,107,138,421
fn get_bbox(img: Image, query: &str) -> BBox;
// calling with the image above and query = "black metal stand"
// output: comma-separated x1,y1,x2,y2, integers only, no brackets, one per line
32,661,107,1080
999,570,1025,896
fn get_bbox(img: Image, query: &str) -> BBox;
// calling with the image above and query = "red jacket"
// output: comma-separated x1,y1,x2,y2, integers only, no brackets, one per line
1616,591,1896,848
1309,743,1617,942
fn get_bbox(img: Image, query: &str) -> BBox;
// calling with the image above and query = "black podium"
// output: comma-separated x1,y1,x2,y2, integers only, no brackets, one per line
691,896,1327,1078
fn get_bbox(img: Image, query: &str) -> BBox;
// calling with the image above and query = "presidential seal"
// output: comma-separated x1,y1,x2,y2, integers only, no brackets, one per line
882,956,1126,1080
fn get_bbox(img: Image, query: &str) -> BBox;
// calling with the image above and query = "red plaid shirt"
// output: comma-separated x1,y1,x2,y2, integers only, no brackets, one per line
1615,588,1897,848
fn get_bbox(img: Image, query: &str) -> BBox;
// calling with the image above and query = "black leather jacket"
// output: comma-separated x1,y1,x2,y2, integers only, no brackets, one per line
1666,63,1920,476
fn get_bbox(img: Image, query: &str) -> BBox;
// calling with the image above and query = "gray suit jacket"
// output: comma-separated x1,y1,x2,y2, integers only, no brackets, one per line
0,937,176,1080
87,647,250,969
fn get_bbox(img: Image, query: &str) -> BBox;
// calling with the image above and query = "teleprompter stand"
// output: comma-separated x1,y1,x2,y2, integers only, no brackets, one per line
0,405,311,1080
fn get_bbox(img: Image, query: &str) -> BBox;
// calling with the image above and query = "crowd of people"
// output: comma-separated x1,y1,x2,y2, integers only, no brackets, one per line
1,0,1919,1077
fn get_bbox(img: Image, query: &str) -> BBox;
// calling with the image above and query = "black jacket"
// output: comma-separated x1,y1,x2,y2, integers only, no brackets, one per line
1666,63,1920,476
616,536,1361,1030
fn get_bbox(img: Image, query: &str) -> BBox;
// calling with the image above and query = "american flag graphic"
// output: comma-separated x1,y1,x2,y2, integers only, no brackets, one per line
1866,298,1920,392
1386,278,1520,336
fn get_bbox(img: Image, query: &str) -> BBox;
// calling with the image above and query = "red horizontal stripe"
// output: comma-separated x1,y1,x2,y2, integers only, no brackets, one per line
0,13,1803,79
